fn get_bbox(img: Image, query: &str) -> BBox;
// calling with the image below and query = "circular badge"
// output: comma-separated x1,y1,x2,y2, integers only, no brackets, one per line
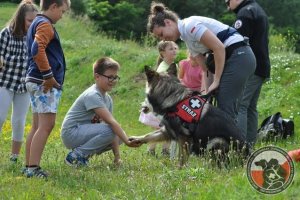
246,146,294,194
234,19,243,29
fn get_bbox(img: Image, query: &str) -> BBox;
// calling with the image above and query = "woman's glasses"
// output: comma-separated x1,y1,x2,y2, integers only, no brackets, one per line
98,73,120,82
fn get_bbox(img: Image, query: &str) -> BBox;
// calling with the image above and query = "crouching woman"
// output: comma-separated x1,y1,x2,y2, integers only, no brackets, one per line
61,57,141,167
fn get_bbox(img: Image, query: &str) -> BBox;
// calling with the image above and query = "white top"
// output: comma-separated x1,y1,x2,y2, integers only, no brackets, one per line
178,16,244,56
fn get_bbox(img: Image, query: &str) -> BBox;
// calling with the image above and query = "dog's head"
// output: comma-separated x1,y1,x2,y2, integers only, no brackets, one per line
144,64,190,115
255,159,268,170
144,63,178,84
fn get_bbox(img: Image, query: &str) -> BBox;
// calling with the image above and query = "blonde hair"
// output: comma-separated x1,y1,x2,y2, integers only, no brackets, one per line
156,40,178,67
147,2,179,33
8,0,38,38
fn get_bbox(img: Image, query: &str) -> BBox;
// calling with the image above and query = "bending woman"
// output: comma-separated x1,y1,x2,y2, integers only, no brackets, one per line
147,2,256,123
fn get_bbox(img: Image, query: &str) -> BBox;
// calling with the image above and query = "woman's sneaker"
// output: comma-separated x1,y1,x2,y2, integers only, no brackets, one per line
25,167,48,179
65,151,89,167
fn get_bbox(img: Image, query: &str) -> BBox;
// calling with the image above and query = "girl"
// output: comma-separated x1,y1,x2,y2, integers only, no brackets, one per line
0,0,38,162
139,40,178,156
178,50,204,93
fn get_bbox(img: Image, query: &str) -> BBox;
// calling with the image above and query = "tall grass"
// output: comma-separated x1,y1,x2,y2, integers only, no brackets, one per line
0,3,299,199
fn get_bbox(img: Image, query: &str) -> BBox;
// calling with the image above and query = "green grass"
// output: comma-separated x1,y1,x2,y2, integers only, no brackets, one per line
0,3,299,199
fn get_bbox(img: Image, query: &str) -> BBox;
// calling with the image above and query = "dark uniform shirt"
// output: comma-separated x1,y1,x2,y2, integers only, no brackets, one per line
233,0,270,78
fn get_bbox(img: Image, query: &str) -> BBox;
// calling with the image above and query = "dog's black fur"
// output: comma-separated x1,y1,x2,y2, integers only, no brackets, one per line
133,64,250,166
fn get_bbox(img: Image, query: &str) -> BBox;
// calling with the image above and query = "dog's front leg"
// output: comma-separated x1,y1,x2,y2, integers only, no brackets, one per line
130,127,169,144
178,137,190,168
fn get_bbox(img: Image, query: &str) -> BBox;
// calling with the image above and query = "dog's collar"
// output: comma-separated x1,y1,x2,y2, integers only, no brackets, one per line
167,94,207,123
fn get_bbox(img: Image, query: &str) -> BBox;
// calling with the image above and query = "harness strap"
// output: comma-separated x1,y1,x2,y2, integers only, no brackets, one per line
216,27,238,43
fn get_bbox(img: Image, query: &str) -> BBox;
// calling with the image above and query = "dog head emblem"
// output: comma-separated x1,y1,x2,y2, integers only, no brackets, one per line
255,158,287,189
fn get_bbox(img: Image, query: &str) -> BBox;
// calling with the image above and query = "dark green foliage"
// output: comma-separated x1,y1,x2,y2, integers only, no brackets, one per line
86,0,144,39
70,0,87,15
257,0,300,53
82,0,300,51
9,0,21,3
0,0,20,2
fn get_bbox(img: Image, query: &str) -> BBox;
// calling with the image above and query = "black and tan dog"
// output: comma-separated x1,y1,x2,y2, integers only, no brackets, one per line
131,64,249,166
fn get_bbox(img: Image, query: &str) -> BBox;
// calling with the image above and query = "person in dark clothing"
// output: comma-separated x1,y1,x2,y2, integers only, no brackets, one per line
226,0,270,146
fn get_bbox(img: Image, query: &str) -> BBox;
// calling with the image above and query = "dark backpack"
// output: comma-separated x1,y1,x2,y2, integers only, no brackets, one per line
257,112,294,141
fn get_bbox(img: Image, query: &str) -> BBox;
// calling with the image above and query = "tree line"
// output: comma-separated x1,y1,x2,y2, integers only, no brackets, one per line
3,0,300,52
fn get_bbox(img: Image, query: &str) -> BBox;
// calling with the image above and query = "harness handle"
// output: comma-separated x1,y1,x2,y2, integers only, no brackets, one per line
196,91,217,106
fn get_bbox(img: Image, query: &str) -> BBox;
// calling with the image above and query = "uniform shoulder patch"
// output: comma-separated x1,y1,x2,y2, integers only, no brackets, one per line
234,20,243,29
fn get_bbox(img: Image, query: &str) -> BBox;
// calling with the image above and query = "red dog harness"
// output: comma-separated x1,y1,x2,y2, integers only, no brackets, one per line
168,95,207,123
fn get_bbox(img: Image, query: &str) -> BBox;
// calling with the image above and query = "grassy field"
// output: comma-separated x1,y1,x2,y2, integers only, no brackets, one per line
0,3,299,199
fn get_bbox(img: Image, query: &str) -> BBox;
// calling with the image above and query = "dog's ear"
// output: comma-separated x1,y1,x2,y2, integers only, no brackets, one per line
144,65,151,72
269,158,279,166
167,63,177,76
144,65,158,82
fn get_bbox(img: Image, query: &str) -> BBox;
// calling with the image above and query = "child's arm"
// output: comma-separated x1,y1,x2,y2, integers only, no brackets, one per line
0,28,9,68
193,54,212,94
33,22,60,92
94,107,141,147
178,61,184,80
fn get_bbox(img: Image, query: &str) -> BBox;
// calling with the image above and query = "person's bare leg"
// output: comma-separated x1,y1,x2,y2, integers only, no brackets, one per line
25,113,38,165
11,140,22,154
28,113,55,166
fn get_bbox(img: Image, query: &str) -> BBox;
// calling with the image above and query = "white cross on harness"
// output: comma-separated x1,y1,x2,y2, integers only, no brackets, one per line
190,98,201,109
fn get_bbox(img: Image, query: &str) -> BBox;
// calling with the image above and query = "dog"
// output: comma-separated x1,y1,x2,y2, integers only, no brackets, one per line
131,64,249,167
255,159,287,189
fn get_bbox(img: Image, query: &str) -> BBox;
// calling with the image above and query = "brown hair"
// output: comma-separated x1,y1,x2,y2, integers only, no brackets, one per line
147,2,179,33
8,0,38,38
40,0,71,11
93,57,120,75
156,40,178,67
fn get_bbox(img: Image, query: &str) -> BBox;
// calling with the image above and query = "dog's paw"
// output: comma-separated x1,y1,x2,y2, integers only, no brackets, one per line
128,136,147,144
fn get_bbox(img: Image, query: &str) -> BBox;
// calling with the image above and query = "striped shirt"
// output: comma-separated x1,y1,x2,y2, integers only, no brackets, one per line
0,27,28,93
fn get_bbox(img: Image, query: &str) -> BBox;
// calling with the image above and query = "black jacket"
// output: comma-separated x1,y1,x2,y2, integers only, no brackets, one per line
233,0,270,78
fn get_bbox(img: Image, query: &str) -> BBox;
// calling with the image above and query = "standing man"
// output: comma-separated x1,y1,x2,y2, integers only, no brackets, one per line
226,0,271,146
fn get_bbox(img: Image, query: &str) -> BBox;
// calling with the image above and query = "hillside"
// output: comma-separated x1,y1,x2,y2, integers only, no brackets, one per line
0,3,299,199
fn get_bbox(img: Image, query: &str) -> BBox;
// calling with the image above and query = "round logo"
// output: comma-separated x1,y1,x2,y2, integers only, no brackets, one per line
234,19,243,29
246,146,294,194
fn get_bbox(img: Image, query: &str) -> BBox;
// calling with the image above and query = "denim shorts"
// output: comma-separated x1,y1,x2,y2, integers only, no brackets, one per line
26,82,62,113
